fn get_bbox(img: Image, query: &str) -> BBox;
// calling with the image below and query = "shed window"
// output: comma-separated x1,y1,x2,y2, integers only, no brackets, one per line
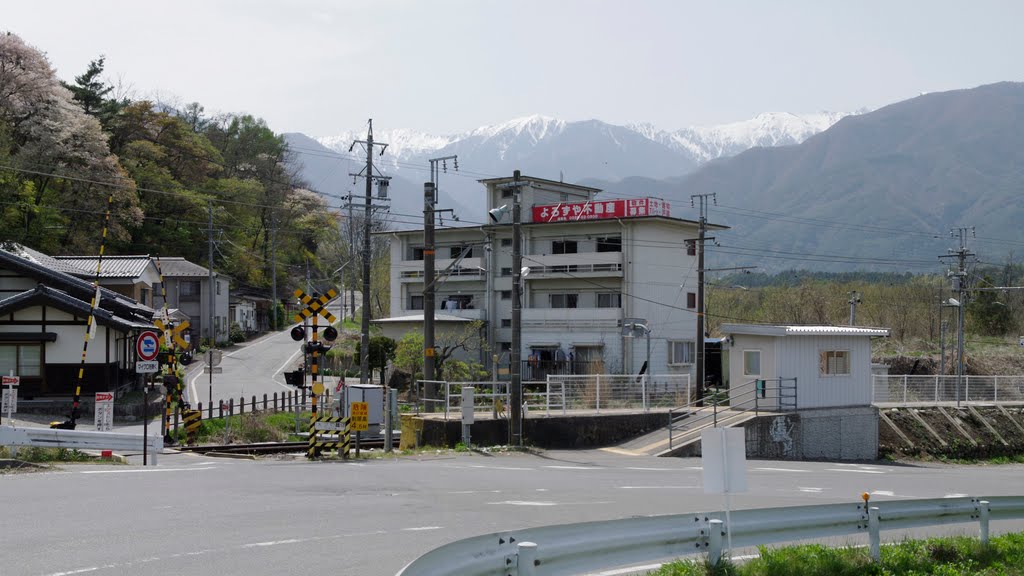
668,341,695,365
820,350,850,375
743,350,761,376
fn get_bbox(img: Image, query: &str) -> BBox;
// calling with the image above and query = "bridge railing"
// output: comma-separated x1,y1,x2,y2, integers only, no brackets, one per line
872,375,1024,405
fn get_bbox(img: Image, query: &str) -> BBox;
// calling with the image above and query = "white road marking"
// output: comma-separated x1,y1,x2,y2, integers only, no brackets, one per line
543,465,596,470
825,468,886,474
945,493,969,498
798,487,824,493
625,467,676,471
619,485,698,490
871,490,895,497
271,347,305,388
448,489,502,494
489,500,557,506
466,464,534,471
535,488,549,492
80,466,217,474
243,539,303,548
401,526,442,531
44,568,106,576
753,467,808,473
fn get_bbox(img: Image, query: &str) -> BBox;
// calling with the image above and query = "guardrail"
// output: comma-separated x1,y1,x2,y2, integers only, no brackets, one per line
0,426,162,465
396,496,1024,575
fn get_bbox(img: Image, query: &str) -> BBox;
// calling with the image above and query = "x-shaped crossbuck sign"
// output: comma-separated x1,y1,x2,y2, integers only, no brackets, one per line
293,288,338,324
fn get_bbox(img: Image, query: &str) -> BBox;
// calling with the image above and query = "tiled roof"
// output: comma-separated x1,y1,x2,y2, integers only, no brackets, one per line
15,245,89,275
0,245,154,322
0,284,152,332
54,255,153,278
153,257,212,278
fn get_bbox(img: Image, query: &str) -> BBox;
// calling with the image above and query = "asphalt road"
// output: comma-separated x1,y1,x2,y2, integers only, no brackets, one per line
7,449,1024,576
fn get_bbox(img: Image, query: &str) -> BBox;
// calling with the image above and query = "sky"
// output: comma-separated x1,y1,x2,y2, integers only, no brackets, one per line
5,1,1024,138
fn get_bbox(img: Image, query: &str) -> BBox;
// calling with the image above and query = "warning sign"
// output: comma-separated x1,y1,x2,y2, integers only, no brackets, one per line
350,401,368,431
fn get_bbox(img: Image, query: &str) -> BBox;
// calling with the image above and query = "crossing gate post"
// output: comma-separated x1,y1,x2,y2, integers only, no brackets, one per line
183,409,202,446
307,415,350,460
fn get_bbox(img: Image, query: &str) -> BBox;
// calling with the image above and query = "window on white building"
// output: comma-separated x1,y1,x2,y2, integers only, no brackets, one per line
409,295,424,310
550,294,578,308
500,290,512,300
743,350,761,376
449,246,473,259
596,236,621,252
501,319,511,328
552,240,577,254
668,341,695,365
501,238,512,247
597,293,621,308
820,350,850,375
501,267,512,276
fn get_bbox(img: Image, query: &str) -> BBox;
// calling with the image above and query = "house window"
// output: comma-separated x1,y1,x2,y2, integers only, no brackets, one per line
409,295,424,310
139,288,150,306
500,342,511,351
550,293,578,308
668,341,695,365
216,281,222,296
500,290,512,300
687,292,696,309
441,295,474,310
0,344,41,377
596,236,621,252
686,240,696,256
409,246,425,261
597,293,621,308
501,319,512,328
450,246,473,259
180,280,201,301
501,238,512,247
820,350,850,375
501,267,512,276
552,240,577,254
743,350,761,376
501,188,513,199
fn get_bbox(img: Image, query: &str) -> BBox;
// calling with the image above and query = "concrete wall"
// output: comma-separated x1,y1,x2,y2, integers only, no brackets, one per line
743,407,879,460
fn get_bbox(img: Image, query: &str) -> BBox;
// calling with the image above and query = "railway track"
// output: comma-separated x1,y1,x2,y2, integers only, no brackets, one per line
177,437,393,456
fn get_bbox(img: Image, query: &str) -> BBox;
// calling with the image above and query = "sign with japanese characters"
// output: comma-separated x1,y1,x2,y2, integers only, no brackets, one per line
532,198,670,223
95,392,114,432
350,401,369,431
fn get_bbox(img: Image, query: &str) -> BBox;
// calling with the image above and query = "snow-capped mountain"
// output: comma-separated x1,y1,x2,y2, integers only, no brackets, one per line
315,111,855,170
629,111,853,163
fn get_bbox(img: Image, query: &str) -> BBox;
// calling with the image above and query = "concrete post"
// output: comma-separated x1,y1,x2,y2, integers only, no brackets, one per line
708,518,724,566
980,500,990,546
517,542,538,576
868,506,880,562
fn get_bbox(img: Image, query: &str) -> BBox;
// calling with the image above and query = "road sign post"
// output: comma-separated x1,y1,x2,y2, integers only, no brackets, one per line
94,392,114,432
2,374,19,425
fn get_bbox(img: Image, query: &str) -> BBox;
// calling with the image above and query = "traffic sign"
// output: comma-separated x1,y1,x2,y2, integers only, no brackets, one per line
136,361,159,373
154,319,190,350
2,375,20,387
205,349,223,367
137,330,160,361
314,420,344,431
350,401,369,431
203,366,223,374
312,382,324,396
293,288,338,324
95,392,114,431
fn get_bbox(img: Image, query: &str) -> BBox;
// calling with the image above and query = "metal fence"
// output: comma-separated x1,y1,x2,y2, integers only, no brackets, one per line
413,374,692,419
396,496,1024,575
873,375,1024,405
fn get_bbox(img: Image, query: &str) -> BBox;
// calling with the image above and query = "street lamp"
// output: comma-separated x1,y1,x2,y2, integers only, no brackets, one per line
944,297,963,406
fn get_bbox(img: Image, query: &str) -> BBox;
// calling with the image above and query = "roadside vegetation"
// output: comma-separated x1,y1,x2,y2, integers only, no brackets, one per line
0,446,119,466
650,532,1024,575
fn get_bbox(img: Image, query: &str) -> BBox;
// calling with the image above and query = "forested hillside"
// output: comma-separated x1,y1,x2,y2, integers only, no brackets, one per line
0,33,352,295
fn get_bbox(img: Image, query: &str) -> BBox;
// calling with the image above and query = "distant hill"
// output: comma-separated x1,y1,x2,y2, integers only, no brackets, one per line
587,82,1024,272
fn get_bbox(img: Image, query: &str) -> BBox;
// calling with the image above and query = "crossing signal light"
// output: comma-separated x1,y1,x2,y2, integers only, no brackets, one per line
304,341,332,355
322,326,338,342
290,326,305,341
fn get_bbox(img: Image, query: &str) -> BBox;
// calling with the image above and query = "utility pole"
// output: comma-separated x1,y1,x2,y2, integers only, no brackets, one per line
271,215,278,331
421,155,458,410
939,227,974,407
349,120,389,384
423,182,437,406
848,291,862,325
508,171,526,445
691,193,716,404
208,201,216,347
347,195,355,322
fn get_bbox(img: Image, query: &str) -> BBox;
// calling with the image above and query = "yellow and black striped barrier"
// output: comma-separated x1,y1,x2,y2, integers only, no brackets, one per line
307,415,350,459
183,409,202,446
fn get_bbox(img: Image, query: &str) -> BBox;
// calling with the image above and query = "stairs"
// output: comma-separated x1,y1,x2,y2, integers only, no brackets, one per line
608,408,760,457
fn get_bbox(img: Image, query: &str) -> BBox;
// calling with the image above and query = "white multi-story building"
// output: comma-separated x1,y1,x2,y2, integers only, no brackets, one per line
384,175,727,380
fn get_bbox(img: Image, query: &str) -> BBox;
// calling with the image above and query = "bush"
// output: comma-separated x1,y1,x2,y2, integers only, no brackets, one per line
229,322,246,343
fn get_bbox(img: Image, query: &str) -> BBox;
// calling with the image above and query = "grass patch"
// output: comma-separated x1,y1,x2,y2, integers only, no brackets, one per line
0,446,114,464
188,410,311,444
649,532,1024,576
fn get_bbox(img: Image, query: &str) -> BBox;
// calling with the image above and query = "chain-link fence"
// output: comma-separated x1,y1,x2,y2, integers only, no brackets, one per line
872,375,1024,405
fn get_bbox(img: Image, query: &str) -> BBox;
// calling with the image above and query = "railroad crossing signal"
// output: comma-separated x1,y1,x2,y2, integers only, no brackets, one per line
293,288,338,324
154,319,190,350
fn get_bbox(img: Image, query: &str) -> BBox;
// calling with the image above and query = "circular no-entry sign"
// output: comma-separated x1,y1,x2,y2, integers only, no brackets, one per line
137,330,160,361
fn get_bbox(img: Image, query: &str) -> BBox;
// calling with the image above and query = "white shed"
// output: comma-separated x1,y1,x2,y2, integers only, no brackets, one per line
721,324,889,409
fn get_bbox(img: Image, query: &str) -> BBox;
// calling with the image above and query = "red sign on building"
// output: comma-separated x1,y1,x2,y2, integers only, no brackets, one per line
531,198,670,223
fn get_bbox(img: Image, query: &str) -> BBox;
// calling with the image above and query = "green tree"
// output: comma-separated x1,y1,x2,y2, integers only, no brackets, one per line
968,276,1014,336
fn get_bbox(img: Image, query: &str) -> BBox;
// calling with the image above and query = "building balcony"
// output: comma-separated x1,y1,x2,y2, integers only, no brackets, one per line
400,307,486,321
521,307,621,329
397,257,486,283
523,252,623,278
